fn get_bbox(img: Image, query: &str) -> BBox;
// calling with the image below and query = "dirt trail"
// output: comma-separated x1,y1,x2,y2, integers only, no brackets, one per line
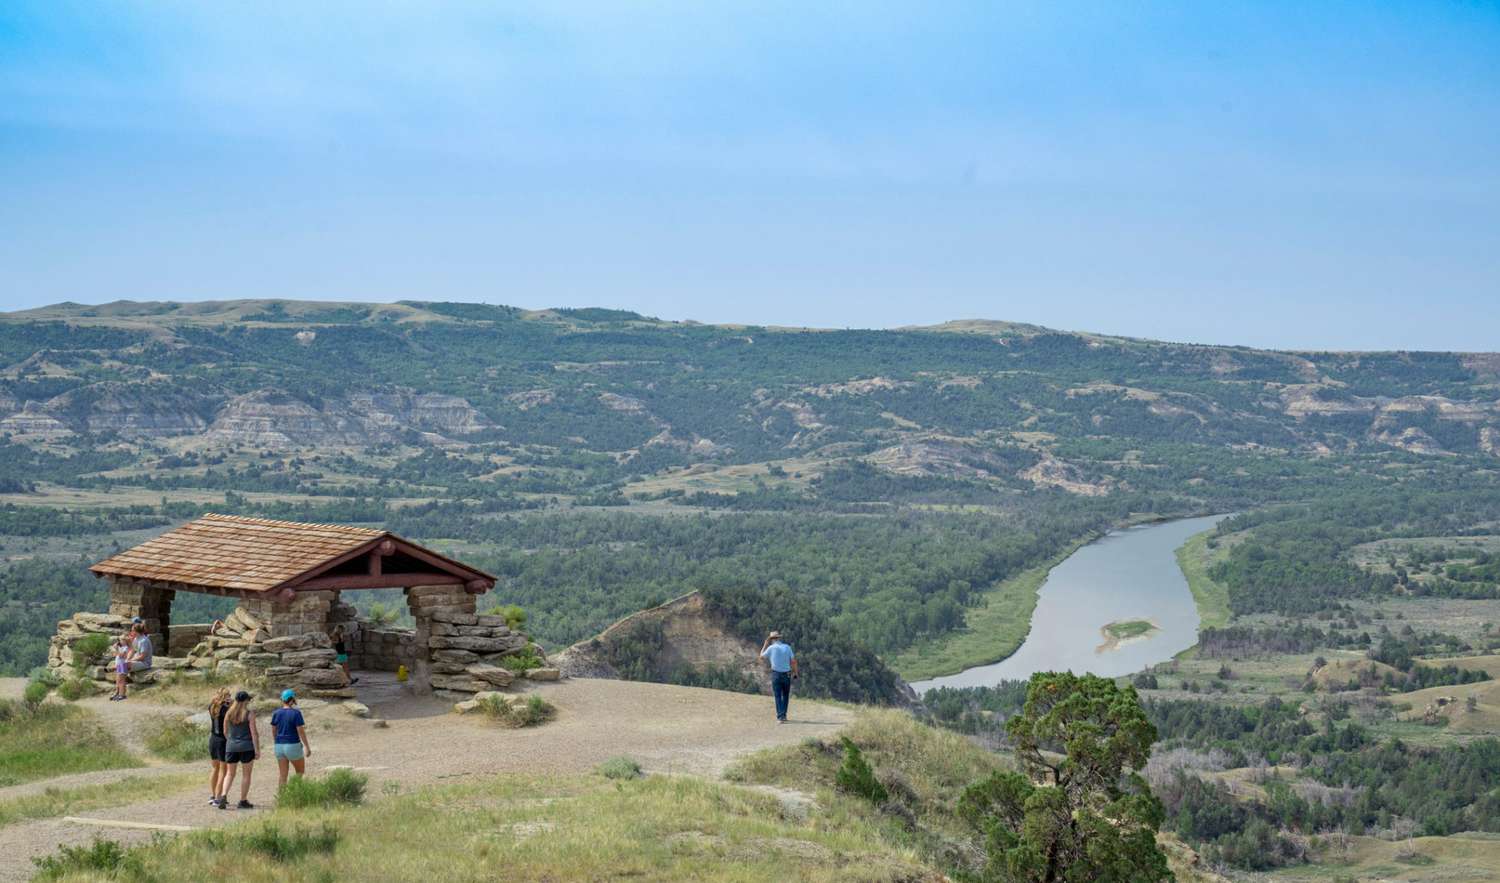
0,676,851,880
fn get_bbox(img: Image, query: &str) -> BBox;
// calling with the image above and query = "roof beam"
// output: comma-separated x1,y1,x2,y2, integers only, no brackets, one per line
294,573,481,591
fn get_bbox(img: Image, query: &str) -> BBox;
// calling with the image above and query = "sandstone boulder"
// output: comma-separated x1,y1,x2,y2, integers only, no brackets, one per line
267,632,333,652
280,648,338,667
466,664,515,688
430,674,487,693
429,610,478,626
296,668,347,687
428,635,526,653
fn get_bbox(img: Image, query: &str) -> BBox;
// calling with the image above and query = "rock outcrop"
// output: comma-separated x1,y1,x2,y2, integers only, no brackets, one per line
0,401,72,436
40,383,212,437
344,391,491,437
202,388,491,447
555,591,917,708
555,592,769,689
203,390,366,447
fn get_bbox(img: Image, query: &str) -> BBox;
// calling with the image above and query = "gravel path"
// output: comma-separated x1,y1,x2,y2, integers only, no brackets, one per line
0,676,851,880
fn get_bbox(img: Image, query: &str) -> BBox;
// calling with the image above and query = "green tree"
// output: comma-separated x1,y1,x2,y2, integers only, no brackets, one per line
958,672,1169,882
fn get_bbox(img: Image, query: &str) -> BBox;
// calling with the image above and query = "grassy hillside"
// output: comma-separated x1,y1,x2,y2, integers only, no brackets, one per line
31,772,943,883
26,708,1229,883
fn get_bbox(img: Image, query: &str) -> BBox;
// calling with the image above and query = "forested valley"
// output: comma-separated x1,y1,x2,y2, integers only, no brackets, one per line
4,300,1500,878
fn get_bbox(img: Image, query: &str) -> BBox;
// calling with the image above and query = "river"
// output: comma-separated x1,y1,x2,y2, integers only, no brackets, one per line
911,514,1227,692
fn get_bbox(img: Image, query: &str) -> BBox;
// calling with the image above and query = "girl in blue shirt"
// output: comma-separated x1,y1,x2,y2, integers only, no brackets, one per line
270,689,312,788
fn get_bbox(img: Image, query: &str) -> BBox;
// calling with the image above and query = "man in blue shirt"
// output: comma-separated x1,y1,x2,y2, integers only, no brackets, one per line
759,631,798,723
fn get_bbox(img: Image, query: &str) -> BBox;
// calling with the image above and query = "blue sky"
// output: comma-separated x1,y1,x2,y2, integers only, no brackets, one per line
1,1,1497,350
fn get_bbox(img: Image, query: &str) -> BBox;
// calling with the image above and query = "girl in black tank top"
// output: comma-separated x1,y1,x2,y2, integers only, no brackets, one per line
207,688,231,806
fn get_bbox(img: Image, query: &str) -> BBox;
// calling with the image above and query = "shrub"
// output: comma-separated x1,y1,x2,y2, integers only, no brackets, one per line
146,718,207,762
597,756,643,780
276,768,368,809
71,634,112,672
479,694,555,728
56,679,87,702
366,601,401,626
233,822,340,862
32,837,136,880
27,666,60,688
834,737,887,805
483,604,527,630
498,650,544,673
22,679,49,709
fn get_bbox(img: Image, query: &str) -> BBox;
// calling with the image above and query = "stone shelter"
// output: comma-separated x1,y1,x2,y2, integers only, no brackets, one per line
46,513,541,700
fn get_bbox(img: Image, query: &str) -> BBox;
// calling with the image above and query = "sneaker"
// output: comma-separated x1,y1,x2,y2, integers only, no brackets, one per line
237,800,254,810
215,798,229,810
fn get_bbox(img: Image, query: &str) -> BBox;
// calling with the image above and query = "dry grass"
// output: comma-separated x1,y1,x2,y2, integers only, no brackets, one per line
623,456,831,499
1440,653,1500,677
1264,832,1500,882
734,708,1008,800
1396,677,1500,733
0,773,196,829
135,670,261,709
37,772,940,882
0,701,139,787
1309,657,1404,691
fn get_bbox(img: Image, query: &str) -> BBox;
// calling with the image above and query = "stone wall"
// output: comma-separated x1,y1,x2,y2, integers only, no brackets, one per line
169,623,213,657
238,590,337,639
425,609,528,699
192,596,354,698
347,625,418,672
48,580,556,701
46,612,190,692
104,577,169,652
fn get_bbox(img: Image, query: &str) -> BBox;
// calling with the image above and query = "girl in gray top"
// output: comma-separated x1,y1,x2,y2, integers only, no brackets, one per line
213,691,260,810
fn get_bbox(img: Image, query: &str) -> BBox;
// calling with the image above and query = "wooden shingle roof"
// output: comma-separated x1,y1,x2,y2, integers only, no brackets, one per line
90,513,494,596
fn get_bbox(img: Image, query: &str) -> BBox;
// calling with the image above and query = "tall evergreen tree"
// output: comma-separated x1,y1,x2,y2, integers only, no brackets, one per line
958,672,1169,882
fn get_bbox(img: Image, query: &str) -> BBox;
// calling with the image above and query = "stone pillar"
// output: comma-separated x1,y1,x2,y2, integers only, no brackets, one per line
327,592,359,642
241,591,335,639
406,584,475,694
106,577,172,651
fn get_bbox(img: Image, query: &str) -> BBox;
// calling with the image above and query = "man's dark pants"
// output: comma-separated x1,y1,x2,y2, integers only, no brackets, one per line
771,671,792,720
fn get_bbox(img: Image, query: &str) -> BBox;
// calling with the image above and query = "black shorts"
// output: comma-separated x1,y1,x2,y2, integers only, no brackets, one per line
209,736,226,762
223,749,255,765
